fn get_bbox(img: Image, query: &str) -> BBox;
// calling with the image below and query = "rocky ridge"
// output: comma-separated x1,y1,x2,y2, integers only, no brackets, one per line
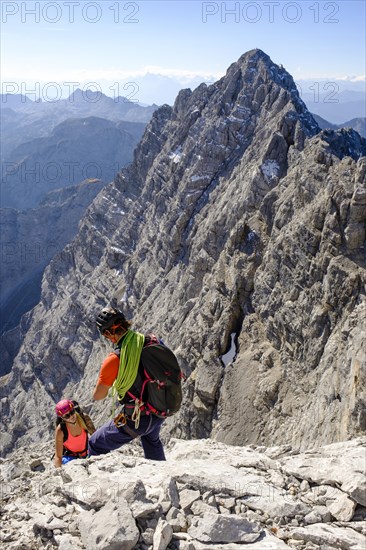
1,437,365,550
0,49,365,456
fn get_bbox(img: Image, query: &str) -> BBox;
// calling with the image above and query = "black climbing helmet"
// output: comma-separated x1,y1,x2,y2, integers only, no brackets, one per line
96,307,126,334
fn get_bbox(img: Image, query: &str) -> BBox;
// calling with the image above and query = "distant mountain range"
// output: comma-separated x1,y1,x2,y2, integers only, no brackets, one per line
0,88,158,118
0,93,155,337
298,87,365,124
0,90,156,160
311,114,366,138
0,91,155,207
52,73,365,110
1,116,146,209
305,98,365,125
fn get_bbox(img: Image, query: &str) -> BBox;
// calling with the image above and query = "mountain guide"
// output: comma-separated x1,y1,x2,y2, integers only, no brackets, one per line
54,399,96,467
88,306,183,460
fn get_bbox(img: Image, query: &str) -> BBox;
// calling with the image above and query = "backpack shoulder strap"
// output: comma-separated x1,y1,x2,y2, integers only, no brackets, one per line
114,334,153,357
56,417,68,442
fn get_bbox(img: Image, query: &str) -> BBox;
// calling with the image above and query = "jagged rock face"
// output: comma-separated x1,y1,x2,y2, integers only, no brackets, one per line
0,179,105,368
0,49,365,457
213,134,366,449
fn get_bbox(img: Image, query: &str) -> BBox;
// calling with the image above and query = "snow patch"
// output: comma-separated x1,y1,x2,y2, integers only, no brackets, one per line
228,115,243,123
169,147,183,164
190,174,210,183
110,246,126,254
186,189,202,197
236,105,251,114
261,160,280,181
220,333,237,367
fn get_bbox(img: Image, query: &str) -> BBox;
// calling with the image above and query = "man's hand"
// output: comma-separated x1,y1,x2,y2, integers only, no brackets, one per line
93,383,110,400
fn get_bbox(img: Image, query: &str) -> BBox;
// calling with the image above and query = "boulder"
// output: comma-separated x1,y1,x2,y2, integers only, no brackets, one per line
153,518,173,550
78,499,139,550
328,494,357,522
288,523,366,550
280,438,366,506
188,512,262,543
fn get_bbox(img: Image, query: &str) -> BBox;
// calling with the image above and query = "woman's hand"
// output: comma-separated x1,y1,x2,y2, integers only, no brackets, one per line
54,425,64,468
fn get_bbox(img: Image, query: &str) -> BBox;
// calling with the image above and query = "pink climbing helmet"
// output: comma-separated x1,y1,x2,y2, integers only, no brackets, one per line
55,399,74,417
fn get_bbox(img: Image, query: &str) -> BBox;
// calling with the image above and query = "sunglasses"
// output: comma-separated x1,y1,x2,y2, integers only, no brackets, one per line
62,410,76,420
103,323,122,336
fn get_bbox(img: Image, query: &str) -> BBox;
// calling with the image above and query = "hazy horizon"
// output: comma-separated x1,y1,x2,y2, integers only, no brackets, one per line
1,1,365,105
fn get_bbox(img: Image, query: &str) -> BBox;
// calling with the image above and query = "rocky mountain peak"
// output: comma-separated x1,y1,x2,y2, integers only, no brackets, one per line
171,48,317,140
227,48,292,88
67,87,101,102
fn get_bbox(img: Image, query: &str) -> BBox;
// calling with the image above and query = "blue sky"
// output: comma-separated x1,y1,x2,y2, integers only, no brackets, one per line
1,0,365,104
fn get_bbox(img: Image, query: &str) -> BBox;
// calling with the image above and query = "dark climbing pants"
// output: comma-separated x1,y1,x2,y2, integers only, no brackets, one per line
88,414,166,461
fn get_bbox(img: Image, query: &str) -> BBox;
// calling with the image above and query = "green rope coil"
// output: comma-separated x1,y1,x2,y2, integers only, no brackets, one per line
111,330,144,415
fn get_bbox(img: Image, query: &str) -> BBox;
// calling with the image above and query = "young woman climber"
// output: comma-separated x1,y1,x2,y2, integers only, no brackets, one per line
54,399,95,467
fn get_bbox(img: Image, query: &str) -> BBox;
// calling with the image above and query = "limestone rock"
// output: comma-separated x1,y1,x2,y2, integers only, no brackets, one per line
190,499,219,518
0,437,365,550
328,494,357,522
341,475,366,508
189,533,293,549
54,534,84,549
153,518,173,550
160,478,180,509
119,478,147,504
131,500,160,520
304,506,332,524
179,489,201,512
243,493,311,519
32,514,68,531
62,475,116,508
78,498,139,550
280,438,366,506
287,523,366,549
188,512,262,543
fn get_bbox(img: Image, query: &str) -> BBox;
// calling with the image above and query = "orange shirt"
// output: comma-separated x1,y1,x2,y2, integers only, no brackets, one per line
98,352,120,386
63,426,88,455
